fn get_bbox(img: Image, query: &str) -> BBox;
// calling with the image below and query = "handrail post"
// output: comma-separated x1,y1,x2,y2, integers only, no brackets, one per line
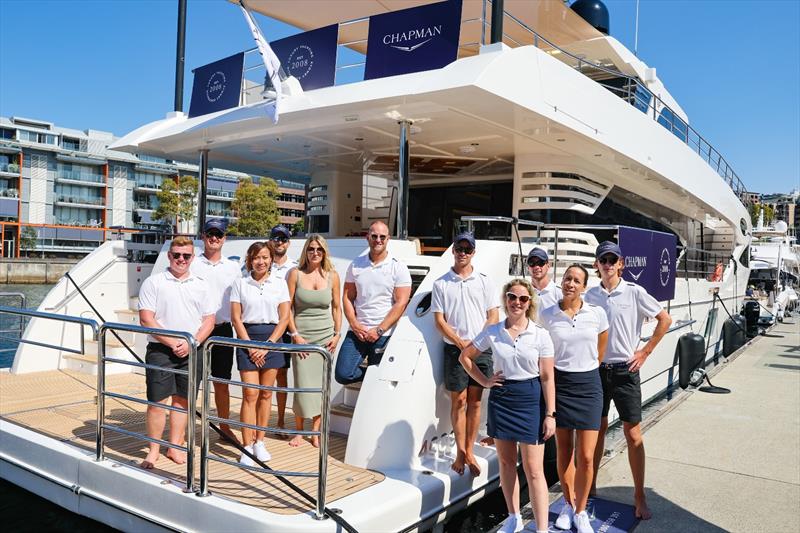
185,336,197,493
96,327,107,462
553,227,559,280
315,346,333,520
199,342,212,496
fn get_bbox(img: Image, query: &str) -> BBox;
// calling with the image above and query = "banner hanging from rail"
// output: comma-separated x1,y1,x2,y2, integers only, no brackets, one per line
189,52,245,118
364,0,463,81
272,24,339,91
618,226,677,301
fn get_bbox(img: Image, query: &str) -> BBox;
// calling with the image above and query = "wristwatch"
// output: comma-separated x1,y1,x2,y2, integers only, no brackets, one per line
545,412,557,419
376,327,386,336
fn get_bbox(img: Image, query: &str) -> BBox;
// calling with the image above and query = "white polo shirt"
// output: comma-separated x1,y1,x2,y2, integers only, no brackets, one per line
138,270,216,343
271,258,298,281
431,268,499,344
345,252,412,334
534,280,563,321
230,274,290,324
540,302,609,372
190,253,242,324
585,280,663,364
472,320,554,380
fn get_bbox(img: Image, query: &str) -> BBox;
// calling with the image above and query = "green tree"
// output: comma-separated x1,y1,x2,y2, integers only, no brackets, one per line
20,227,37,257
153,176,198,231
228,178,280,236
749,203,776,227
291,218,305,235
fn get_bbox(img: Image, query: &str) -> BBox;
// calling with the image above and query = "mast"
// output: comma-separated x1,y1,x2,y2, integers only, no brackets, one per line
174,0,187,112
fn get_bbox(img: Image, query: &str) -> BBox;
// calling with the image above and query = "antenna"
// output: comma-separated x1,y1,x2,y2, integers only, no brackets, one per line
634,0,640,56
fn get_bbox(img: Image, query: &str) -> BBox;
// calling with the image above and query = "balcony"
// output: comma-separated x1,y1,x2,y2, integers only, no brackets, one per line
0,185,19,198
0,162,20,176
56,170,106,187
134,201,156,211
55,195,105,209
207,188,235,200
133,182,162,192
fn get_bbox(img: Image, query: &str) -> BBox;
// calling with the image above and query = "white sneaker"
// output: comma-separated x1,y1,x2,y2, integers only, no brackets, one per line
253,440,271,462
239,445,255,467
574,510,594,533
498,514,524,533
555,502,574,530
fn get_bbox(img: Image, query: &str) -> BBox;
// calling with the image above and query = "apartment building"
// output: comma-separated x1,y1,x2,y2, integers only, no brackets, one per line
0,116,306,258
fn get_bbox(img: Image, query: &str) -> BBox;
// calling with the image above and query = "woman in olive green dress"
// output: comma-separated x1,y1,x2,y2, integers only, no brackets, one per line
286,234,342,447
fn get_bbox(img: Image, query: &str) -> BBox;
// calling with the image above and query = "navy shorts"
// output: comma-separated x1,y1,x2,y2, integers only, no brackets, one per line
145,342,199,402
205,322,234,380
600,363,642,423
443,343,492,392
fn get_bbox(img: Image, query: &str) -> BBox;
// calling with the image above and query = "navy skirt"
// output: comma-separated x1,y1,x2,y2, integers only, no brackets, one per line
236,323,288,371
487,378,545,444
555,368,602,430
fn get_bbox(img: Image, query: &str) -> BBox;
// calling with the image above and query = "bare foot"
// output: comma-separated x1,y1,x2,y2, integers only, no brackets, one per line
479,436,494,447
220,425,240,445
288,435,305,447
141,449,160,469
465,455,481,476
311,435,320,448
166,448,186,465
635,499,652,520
451,452,466,475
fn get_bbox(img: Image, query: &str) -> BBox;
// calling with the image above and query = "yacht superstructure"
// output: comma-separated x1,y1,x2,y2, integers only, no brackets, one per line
1,1,753,531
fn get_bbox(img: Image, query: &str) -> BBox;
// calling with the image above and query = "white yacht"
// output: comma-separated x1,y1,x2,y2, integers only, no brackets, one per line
1,1,752,531
749,214,799,318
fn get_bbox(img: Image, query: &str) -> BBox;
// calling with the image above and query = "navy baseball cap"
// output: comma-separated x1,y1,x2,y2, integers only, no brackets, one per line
203,218,228,234
527,247,549,262
453,232,476,248
595,241,622,258
270,225,291,239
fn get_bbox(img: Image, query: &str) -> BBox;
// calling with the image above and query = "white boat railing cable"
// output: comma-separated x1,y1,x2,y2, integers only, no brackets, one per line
0,304,95,356
198,337,335,522
96,322,199,493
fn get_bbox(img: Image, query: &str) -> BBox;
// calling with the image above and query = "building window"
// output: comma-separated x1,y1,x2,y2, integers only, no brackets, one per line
62,137,81,151
0,128,14,140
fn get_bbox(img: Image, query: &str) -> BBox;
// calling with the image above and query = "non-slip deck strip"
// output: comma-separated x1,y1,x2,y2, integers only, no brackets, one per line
0,369,382,515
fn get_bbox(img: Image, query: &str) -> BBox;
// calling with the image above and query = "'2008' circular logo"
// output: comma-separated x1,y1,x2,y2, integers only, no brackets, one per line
659,248,671,287
206,71,227,103
286,45,314,80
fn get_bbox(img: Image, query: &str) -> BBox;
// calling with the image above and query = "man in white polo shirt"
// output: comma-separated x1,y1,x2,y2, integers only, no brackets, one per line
584,241,672,520
190,218,242,444
138,236,216,469
267,224,298,433
432,232,499,476
528,247,563,319
335,220,412,384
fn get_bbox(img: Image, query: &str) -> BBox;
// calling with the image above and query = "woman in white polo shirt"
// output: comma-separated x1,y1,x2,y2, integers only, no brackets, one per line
230,242,290,466
540,264,609,533
460,279,555,533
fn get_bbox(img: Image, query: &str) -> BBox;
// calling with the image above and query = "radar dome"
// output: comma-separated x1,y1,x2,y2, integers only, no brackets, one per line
774,220,788,233
570,0,610,35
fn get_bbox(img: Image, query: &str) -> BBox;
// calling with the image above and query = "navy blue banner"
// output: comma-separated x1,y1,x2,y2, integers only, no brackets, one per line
618,226,677,301
272,24,338,91
364,0,463,80
189,52,244,118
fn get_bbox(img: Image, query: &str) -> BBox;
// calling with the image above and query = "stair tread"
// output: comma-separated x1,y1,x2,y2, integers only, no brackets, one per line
331,403,354,418
344,382,362,391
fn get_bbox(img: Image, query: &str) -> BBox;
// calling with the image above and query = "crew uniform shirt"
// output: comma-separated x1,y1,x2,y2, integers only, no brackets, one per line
472,320,554,380
138,270,216,343
190,254,242,324
540,303,609,372
230,275,290,324
271,258,298,281
431,268,499,344
585,281,662,364
345,253,412,334
534,280,563,321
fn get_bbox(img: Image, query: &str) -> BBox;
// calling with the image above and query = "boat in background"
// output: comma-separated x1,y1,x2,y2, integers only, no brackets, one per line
748,212,799,321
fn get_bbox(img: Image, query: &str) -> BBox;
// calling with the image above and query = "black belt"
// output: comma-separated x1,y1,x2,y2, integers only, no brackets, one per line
600,362,629,369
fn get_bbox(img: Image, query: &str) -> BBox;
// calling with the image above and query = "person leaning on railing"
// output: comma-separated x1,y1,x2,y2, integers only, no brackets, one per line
138,236,216,470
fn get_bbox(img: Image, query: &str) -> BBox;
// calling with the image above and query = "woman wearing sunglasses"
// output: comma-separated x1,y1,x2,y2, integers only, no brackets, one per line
230,241,291,465
460,279,555,533
540,265,608,533
285,234,342,448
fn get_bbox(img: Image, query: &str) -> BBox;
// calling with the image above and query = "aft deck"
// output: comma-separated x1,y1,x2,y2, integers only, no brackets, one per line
0,369,383,515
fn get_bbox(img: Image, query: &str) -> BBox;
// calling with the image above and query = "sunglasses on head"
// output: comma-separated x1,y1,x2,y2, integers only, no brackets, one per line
307,246,324,254
369,234,388,242
527,258,546,267
454,246,474,255
205,230,224,239
598,255,619,265
506,292,531,303
170,252,193,261
271,236,288,243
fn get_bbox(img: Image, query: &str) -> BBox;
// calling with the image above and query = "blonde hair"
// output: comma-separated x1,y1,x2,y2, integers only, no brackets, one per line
170,236,194,249
297,234,334,273
502,278,538,320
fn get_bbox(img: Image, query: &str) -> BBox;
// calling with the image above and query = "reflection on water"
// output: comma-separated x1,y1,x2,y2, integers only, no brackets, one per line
0,284,54,367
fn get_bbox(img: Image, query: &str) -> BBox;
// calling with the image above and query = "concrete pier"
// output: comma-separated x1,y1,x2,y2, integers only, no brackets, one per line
0,259,78,284
491,318,800,532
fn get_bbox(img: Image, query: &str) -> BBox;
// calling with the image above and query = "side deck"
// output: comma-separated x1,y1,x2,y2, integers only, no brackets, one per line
0,370,383,516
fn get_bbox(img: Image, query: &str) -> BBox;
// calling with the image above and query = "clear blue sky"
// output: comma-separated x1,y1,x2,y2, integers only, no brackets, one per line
0,0,797,194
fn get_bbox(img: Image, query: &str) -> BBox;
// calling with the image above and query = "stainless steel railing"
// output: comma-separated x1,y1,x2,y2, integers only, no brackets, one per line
0,303,97,356
198,336,333,519
0,294,27,356
95,322,198,493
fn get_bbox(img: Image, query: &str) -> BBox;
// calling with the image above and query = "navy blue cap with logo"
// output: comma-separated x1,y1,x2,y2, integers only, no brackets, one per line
595,241,623,258
204,218,228,234
270,225,291,239
453,231,476,248
527,247,549,262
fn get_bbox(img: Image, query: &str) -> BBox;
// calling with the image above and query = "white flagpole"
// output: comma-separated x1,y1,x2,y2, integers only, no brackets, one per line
238,0,282,122
634,0,640,57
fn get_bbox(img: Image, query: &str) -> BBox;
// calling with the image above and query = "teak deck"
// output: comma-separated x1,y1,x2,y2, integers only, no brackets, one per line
0,369,383,515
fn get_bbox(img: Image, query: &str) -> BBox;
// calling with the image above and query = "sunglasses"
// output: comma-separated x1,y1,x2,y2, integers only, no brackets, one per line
205,230,224,239
454,246,474,255
527,258,547,267
271,236,289,243
170,252,193,261
307,247,324,254
369,234,388,242
598,255,619,265
506,292,531,303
